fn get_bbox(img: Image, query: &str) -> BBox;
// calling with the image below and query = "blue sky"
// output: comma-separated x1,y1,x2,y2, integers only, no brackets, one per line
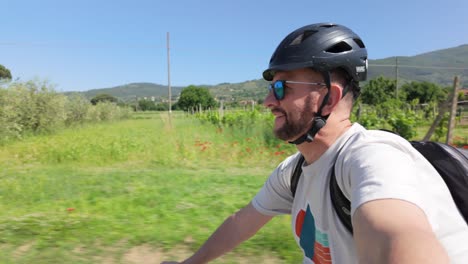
1,0,468,91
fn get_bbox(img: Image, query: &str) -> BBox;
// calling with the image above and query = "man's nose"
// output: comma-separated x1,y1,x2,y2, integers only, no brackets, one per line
263,89,279,108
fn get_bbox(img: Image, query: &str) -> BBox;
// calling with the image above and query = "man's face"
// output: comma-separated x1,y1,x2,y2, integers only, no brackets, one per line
263,68,326,142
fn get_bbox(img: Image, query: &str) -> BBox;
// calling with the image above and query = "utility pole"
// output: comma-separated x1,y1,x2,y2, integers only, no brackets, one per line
167,32,172,115
219,100,224,119
135,95,138,112
395,56,399,98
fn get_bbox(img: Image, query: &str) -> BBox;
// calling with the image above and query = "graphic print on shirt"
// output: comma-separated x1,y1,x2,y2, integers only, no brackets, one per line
295,204,332,264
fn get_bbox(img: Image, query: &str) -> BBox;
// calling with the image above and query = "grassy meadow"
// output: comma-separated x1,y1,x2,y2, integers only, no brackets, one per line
0,111,301,264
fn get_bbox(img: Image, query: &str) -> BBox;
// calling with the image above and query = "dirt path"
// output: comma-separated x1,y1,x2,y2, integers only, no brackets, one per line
123,244,284,264
10,242,285,264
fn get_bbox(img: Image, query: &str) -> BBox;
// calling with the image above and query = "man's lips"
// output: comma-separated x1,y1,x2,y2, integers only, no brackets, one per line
271,108,286,118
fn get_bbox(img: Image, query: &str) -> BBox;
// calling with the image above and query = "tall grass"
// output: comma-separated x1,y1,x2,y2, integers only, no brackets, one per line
1,111,294,169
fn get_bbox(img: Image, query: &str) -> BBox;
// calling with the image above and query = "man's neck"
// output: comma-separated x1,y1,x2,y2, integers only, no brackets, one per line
297,118,352,165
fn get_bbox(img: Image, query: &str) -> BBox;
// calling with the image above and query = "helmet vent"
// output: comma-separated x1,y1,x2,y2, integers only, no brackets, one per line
289,30,317,46
326,41,352,53
319,24,337,28
353,38,365,48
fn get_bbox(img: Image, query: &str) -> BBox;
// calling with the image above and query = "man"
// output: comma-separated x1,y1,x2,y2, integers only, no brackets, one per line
162,23,468,264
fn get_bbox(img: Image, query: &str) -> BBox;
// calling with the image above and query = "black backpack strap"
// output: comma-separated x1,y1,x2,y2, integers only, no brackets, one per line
290,153,353,233
291,154,305,197
290,139,355,234
330,163,353,234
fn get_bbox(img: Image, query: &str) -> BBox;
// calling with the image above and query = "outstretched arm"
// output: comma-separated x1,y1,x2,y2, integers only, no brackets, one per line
162,202,273,264
353,199,449,264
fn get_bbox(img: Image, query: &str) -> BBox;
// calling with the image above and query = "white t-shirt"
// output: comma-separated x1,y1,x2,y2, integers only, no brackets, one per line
252,123,468,264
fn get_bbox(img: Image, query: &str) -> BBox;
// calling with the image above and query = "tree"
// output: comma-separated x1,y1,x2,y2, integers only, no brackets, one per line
177,85,217,111
360,76,397,105
0,64,12,81
400,81,446,104
458,90,467,101
90,93,118,105
138,99,156,111
155,102,169,111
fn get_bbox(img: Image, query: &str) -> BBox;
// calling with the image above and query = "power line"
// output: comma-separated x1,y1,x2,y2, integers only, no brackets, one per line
0,42,164,49
370,64,468,70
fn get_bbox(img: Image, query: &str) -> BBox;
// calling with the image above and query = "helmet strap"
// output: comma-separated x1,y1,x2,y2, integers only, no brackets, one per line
288,115,328,145
288,71,331,145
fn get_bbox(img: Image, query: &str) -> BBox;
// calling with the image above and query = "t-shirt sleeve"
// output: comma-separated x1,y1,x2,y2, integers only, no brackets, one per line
251,154,299,216
336,141,426,217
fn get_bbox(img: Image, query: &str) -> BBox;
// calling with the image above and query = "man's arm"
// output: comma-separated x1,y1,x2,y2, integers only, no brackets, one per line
161,202,273,264
353,199,449,264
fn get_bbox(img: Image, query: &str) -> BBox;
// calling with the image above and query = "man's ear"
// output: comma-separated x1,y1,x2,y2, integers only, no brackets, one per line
320,83,343,116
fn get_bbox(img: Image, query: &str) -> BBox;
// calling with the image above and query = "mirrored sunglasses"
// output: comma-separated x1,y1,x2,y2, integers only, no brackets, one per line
268,80,326,100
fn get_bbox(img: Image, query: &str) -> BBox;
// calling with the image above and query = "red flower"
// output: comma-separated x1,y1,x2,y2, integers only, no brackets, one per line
67,208,75,212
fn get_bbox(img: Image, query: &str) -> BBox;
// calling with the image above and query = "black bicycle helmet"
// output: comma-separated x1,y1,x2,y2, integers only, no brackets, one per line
263,23,368,145
263,23,368,83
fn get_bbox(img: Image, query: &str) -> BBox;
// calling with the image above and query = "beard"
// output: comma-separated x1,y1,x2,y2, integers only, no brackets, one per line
273,95,315,141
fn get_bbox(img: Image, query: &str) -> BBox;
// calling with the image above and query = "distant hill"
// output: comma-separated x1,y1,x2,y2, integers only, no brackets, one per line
66,83,185,102
70,44,468,102
206,79,269,102
368,44,468,86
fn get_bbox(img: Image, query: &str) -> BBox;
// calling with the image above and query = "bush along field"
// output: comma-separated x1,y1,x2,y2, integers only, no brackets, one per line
0,81,132,146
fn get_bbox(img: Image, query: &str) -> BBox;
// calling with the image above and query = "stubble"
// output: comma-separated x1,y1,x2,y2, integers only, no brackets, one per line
273,95,315,141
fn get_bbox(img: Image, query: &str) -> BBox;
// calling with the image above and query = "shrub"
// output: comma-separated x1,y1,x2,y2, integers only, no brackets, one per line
0,81,131,145
0,88,22,143
65,94,91,125
4,81,67,134
387,111,417,140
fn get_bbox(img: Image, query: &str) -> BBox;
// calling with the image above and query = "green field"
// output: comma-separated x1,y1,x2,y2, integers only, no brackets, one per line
1,111,466,264
0,112,301,264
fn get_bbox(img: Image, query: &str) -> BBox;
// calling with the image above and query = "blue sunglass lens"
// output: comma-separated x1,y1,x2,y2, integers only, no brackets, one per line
273,81,285,100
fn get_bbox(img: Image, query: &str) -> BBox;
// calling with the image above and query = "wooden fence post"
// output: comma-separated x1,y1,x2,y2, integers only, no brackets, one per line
423,75,459,142
219,100,224,119
446,76,460,145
